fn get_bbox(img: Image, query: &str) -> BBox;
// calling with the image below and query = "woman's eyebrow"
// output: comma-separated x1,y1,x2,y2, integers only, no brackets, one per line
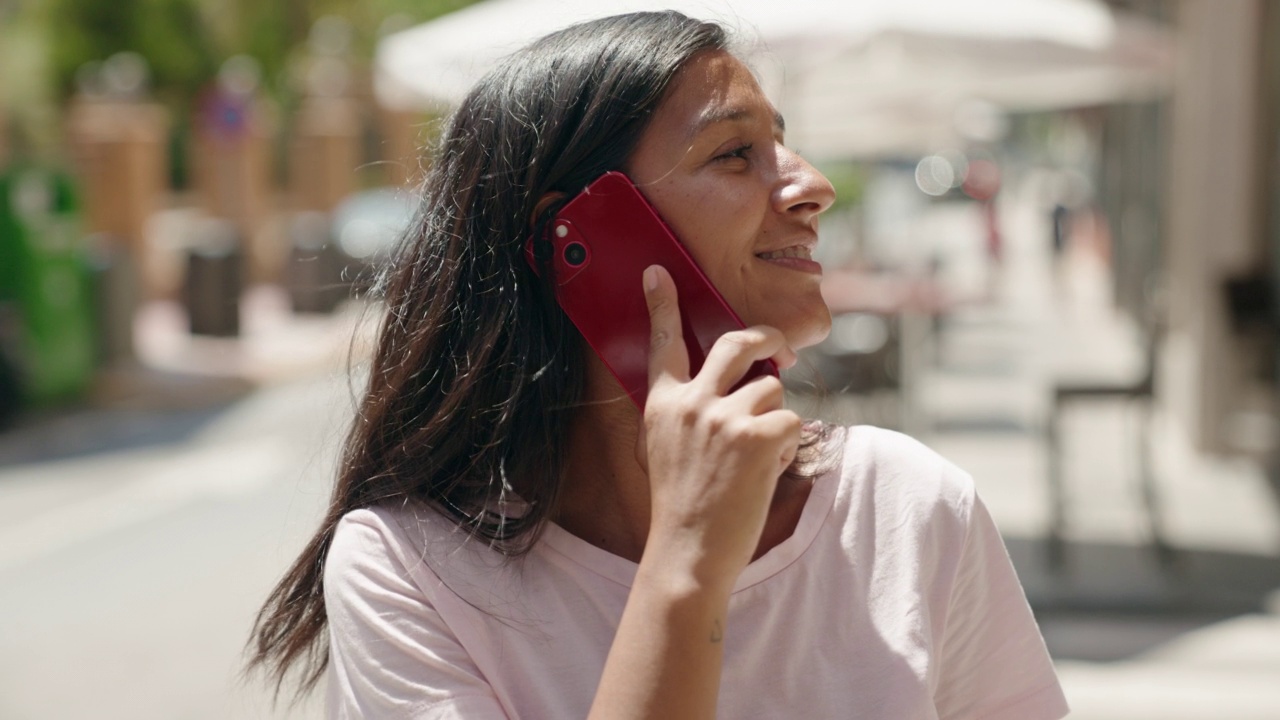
689,106,786,140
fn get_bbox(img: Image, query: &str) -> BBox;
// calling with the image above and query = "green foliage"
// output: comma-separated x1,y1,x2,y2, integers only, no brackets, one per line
2,0,475,163
45,0,219,104
818,161,869,210
39,0,479,104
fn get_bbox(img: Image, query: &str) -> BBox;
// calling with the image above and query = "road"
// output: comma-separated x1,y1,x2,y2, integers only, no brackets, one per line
0,373,349,720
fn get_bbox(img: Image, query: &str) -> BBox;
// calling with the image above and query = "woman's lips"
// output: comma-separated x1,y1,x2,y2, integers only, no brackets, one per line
756,246,811,261
756,245,822,274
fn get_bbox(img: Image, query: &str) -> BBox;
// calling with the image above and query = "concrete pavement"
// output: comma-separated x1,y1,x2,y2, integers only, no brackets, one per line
0,289,363,719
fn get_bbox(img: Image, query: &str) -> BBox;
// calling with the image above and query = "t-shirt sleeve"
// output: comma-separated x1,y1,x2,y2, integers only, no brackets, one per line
933,495,1070,720
324,512,509,720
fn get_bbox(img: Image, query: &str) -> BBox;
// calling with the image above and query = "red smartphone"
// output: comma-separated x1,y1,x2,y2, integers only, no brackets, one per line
525,171,778,409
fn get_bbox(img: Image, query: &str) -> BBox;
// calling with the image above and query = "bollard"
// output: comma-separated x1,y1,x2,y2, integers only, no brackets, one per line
184,219,242,337
0,303,22,427
86,233,139,365
287,211,347,314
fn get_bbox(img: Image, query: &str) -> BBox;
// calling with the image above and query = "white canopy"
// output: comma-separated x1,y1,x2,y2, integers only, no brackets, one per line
375,0,1174,158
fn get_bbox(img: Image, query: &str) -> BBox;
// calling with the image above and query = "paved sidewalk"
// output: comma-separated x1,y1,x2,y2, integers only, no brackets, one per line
0,289,361,719
0,286,371,552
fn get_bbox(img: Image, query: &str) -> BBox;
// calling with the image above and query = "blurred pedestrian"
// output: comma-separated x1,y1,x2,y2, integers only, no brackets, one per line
1052,202,1070,258
248,11,1067,719
963,156,1003,298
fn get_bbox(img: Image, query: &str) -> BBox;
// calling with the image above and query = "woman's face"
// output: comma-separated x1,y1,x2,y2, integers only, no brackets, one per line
625,50,836,351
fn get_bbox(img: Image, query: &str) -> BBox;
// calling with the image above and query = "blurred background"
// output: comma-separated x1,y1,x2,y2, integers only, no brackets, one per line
0,0,1277,718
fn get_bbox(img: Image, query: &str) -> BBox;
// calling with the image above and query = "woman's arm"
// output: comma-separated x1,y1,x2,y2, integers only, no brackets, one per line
587,265,800,719
588,557,731,719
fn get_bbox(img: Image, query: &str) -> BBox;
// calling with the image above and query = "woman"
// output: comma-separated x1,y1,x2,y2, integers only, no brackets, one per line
250,11,1068,719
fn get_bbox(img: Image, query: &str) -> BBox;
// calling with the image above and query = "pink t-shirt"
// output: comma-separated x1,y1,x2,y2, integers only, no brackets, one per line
324,426,1069,719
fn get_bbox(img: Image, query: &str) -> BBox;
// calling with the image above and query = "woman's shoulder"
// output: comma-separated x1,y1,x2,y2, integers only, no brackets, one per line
325,504,425,587
830,422,944,461
827,424,976,525
326,501,490,593
333,499,480,544
329,502,429,558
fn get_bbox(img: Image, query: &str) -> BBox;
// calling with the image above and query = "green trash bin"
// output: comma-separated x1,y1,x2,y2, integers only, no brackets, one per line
0,166,95,407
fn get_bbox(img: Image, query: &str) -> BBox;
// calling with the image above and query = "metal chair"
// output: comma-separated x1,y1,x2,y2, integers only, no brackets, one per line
1044,322,1176,572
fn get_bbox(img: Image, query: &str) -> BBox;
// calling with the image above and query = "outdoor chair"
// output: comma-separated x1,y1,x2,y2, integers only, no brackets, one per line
1044,321,1176,573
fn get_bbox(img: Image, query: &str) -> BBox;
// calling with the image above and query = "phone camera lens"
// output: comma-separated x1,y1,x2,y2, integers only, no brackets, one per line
563,242,587,267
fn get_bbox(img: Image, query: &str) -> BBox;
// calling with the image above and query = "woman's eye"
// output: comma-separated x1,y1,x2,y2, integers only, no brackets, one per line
715,143,752,162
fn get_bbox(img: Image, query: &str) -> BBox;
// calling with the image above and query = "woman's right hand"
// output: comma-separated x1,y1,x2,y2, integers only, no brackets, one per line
638,264,802,592
588,265,800,719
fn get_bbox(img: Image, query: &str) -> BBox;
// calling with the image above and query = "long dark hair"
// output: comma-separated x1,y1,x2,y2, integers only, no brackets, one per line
248,11,732,698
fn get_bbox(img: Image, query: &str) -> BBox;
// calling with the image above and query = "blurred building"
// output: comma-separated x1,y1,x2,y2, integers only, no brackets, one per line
1100,0,1278,481
65,96,169,294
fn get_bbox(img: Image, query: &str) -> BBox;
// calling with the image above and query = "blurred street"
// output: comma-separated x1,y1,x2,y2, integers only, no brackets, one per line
922,197,1280,720
1,192,1277,720
2,2,1279,718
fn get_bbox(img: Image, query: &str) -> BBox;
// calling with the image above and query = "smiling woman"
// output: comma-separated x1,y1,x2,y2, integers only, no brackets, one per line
248,11,1069,720
623,50,834,353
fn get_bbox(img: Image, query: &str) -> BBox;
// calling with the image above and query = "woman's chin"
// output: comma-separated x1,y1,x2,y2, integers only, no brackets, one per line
785,308,833,353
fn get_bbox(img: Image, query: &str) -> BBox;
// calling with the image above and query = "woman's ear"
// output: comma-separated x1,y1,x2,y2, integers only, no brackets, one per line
530,191,567,228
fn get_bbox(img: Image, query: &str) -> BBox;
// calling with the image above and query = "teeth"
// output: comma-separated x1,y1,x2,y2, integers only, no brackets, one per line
758,246,812,261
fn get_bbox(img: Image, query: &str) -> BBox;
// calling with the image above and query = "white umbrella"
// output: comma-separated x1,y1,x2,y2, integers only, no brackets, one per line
375,0,1173,158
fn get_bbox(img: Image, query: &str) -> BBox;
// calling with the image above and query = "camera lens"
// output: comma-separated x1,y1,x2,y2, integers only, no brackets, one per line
563,242,587,267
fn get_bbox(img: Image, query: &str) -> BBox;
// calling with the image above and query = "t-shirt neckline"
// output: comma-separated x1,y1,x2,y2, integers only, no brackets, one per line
538,453,840,593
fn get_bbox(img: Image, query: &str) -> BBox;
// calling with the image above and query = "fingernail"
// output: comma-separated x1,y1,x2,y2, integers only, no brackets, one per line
644,266,658,292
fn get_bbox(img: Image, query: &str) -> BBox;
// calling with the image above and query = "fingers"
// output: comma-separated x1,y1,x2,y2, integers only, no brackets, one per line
643,262,795,400
755,408,804,471
697,326,796,397
633,420,650,474
721,374,786,416
644,265,690,389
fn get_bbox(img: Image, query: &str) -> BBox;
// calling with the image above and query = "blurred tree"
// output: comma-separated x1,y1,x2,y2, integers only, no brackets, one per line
34,0,477,104
2,0,475,167
2,1,63,158
45,0,220,105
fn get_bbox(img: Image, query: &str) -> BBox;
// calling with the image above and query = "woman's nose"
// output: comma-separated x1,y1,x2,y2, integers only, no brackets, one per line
773,150,836,220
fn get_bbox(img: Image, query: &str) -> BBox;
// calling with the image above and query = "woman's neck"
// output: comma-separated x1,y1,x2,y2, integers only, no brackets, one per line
551,354,815,565
555,363,654,562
